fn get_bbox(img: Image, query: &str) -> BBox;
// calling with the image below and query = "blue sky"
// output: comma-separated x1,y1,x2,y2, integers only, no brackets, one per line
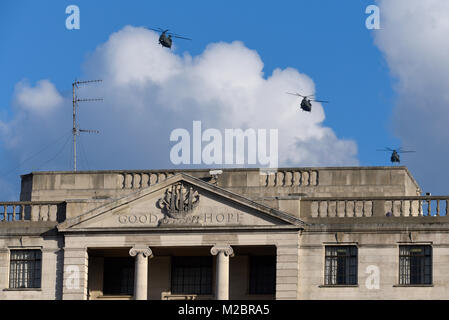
0,0,394,143
1,0,447,199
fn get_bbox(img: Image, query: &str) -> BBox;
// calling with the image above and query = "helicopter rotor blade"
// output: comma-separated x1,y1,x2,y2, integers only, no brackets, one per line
171,35,192,40
376,148,394,152
154,29,192,40
170,32,187,37
286,92,315,98
398,150,416,153
147,27,164,33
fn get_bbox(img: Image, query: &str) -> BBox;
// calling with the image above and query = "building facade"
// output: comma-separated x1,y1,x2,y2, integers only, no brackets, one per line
1,166,448,300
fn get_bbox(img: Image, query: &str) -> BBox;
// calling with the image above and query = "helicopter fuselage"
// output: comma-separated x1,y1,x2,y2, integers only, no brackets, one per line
300,98,312,112
391,151,400,163
159,33,172,48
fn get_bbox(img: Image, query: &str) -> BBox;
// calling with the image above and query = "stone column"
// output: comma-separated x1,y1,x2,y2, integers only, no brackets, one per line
129,246,153,300
210,245,234,300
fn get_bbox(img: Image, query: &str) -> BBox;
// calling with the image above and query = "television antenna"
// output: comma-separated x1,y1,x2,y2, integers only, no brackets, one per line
72,79,102,171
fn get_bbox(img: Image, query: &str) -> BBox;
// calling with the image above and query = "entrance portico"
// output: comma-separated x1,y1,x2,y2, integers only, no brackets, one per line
86,244,278,300
58,174,303,300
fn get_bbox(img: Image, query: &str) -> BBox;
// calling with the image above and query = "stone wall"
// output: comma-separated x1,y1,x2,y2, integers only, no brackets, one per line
0,234,63,300
20,167,421,203
299,225,449,299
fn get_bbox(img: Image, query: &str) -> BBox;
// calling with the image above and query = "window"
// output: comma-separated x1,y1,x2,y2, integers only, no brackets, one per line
9,249,42,289
249,255,276,295
399,245,432,285
324,246,358,285
171,257,212,295
103,257,134,295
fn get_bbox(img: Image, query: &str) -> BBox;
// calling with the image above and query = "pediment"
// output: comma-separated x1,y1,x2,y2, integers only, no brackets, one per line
58,174,304,231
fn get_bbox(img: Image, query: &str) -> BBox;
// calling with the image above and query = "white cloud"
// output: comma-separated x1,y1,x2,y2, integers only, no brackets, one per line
14,79,63,113
82,26,358,167
0,25,358,199
374,0,449,193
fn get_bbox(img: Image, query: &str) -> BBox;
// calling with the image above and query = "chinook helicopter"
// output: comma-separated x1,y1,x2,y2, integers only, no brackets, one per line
286,92,329,112
377,147,416,163
147,27,191,49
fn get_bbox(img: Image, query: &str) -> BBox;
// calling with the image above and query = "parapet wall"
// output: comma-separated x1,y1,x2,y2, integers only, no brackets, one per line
20,166,421,202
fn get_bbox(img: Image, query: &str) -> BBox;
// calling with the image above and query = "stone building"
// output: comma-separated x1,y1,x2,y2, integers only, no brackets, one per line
0,166,447,300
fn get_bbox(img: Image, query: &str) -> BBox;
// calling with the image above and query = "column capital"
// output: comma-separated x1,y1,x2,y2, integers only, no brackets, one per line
210,244,234,257
129,246,153,258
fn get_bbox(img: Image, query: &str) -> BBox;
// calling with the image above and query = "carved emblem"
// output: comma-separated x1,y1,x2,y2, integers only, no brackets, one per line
157,183,200,219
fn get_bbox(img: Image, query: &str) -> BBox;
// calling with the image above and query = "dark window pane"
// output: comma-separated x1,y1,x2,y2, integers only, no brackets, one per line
324,246,357,285
249,256,276,295
171,257,212,295
103,257,134,295
9,250,42,289
399,245,432,285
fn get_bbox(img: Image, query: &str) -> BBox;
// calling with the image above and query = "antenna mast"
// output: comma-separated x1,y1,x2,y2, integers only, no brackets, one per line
72,79,102,171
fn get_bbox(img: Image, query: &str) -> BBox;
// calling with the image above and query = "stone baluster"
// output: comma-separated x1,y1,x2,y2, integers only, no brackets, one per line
409,200,413,216
125,174,133,189
141,174,150,188
344,200,348,217
362,200,366,218
446,200,448,216
293,171,300,186
303,171,309,186
129,246,153,300
436,200,440,216
40,204,49,221
419,201,423,216
210,245,234,300
309,171,316,186
285,171,293,187
133,174,141,189
118,174,125,189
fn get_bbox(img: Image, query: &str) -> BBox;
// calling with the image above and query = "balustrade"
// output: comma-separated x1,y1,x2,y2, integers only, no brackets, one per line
307,196,449,218
118,172,175,189
0,202,62,222
261,169,319,187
